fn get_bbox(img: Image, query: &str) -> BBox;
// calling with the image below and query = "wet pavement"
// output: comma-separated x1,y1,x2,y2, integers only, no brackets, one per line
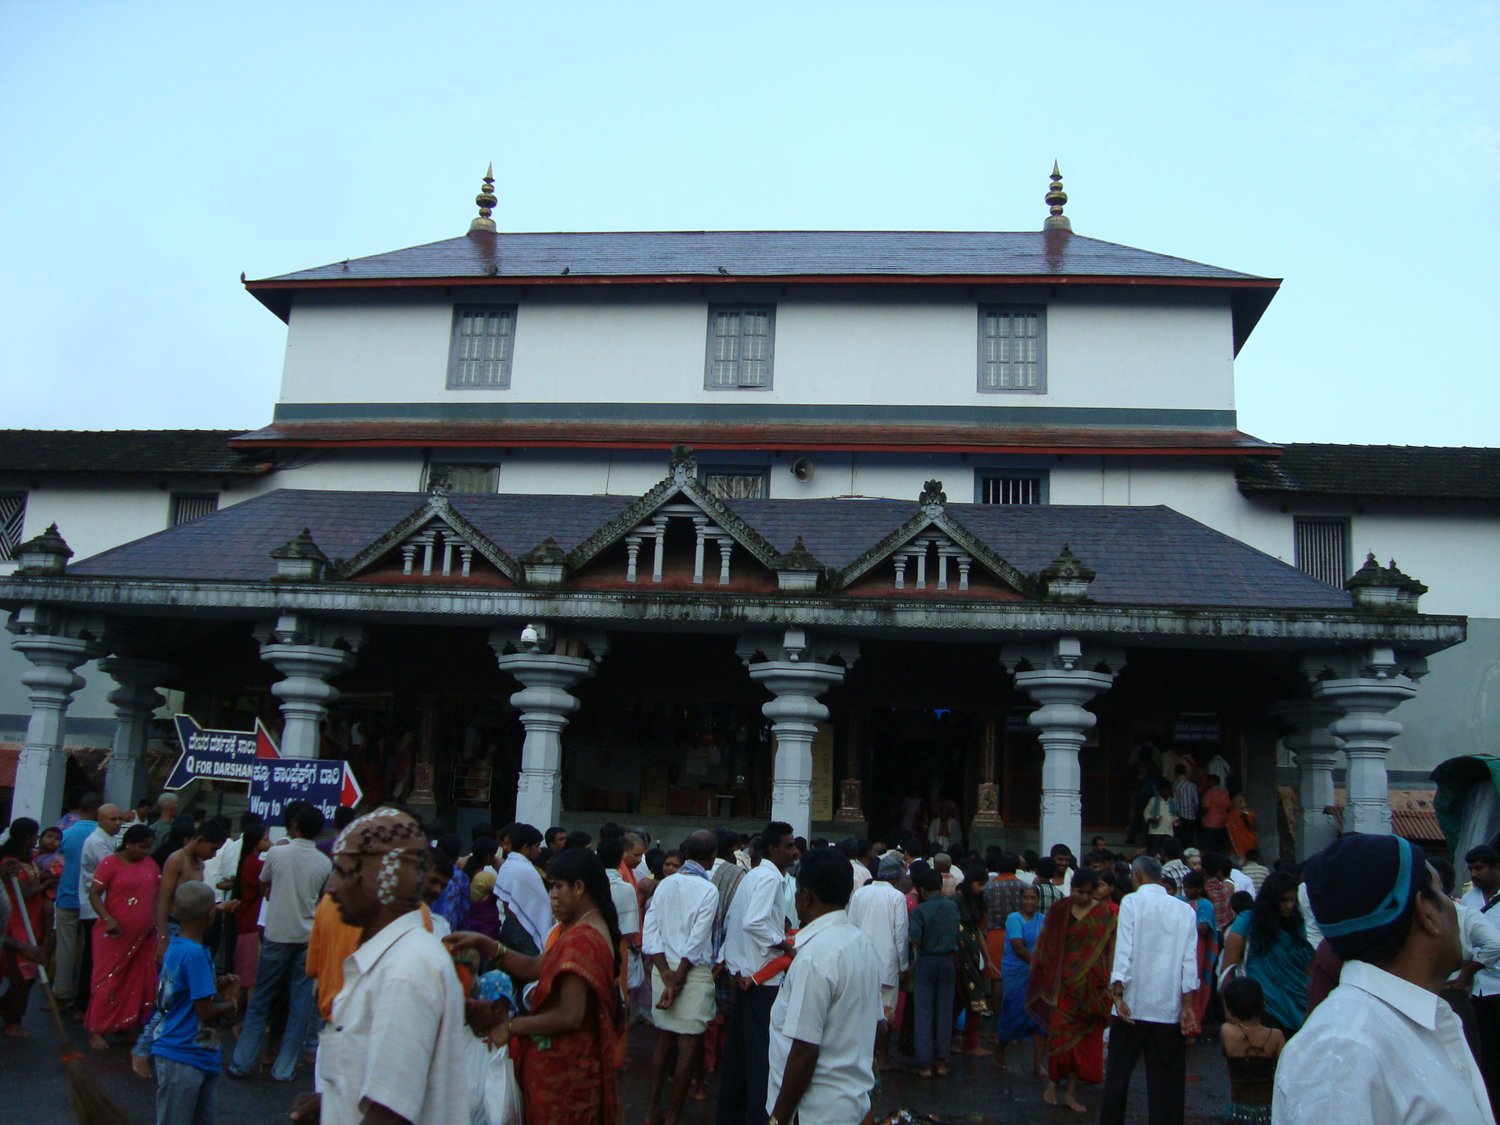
4,1002,1234,1122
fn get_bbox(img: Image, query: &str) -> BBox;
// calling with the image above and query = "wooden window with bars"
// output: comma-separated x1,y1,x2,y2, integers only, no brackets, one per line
171,493,218,527
1294,517,1350,587
705,306,774,389
427,463,500,494
978,307,1045,392
448,306,517,388
0,493,25,561
703,471,768,500
977,473,1046,505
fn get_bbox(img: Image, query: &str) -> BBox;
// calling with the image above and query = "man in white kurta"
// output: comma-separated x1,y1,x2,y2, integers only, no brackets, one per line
767,847,882,1125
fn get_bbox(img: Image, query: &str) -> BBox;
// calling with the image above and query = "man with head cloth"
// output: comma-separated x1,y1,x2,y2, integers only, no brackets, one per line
290,808,471,1125
1274,833,1494,1124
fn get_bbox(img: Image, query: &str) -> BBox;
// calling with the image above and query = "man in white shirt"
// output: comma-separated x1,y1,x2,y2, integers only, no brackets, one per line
1100,854,1199,1125
291,808,470,1125
494,822,553,955
1276,833,1494,1124
846,853,908,1070
767,847,882,1125
77,802,123,929
643,830,720,1125
717,821,799,1125
228,803,332,1082
1463,844,1500,1117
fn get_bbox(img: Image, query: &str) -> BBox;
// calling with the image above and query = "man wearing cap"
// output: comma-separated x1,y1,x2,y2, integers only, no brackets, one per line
1274,833,1494,1124
290,808,471,1125
847,851,909,1071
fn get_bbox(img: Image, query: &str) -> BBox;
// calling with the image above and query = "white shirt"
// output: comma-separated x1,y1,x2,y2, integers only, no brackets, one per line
206,834,244,904
1273,959,1495,1124
1298,881,1324,949
766,910,881,1125
1228,867,1253,897
1111,883,1197,1024
606,869,639,938
1462,888,1500,995
78,827,118,921
495,851,553,952
641,866,718,967
721,861,794,983
846,880,909,988
261,838,332,944
850,858,872,889
1451,901,1500,984
318,910,471,1125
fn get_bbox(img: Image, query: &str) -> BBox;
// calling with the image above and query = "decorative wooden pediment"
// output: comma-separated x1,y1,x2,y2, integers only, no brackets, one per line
337,495,522,583
565,446,782,587
832,480,1031,596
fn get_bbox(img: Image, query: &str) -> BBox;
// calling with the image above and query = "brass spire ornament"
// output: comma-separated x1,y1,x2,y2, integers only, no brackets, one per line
470,163,497,233
1043,161,1071,232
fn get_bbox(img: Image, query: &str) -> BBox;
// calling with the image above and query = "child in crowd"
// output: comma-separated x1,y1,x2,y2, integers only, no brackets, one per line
152,880,240,1125
1219,976,1283,1125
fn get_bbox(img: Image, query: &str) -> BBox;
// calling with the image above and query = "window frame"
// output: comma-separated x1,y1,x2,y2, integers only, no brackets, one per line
423,460,502,495
700,467,771,501
1293,516,1351,588
976,305,1047,394
0,492,26,562
704,304,776,391
974,470,1049,506
169,492,219,527
447,304,518,390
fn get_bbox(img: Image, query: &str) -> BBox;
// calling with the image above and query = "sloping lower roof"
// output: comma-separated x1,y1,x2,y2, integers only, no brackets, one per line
68,488,1353,611
0,431,272,476
1277,785,1443,845
1238,444,1500,502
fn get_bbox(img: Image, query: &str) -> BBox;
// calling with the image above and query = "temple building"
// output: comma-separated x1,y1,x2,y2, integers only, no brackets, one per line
2,167,1491,859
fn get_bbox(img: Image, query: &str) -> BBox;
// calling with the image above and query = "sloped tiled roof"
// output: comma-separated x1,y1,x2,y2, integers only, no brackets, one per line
1237,444,1500,501
68,488,1352,611
255,230,1268,284
0,430,271,476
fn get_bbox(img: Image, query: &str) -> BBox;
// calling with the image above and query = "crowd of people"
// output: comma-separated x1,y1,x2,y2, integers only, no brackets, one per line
2,783,1499,1124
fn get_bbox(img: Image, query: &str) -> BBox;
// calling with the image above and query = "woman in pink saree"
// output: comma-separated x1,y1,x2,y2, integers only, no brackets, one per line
84,825,160,1049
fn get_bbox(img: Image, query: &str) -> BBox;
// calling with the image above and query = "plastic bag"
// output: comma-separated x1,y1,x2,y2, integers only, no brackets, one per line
626,945,645,991
483,1044,523,1125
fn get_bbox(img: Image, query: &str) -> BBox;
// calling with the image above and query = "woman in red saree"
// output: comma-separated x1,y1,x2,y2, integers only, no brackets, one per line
1,818,51,1038
1026,867,1115,1114
447,846,624,1124
84,824,160,1048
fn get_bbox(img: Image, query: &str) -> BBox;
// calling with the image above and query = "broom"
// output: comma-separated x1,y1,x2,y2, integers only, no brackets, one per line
9,874,135,1125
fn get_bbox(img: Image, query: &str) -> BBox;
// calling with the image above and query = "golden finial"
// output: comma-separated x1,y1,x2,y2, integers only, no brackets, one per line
1043,160,1071,232
470,162,497,233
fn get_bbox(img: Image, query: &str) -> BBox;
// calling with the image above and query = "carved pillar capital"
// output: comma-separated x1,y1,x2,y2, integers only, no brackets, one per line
258,617,360,760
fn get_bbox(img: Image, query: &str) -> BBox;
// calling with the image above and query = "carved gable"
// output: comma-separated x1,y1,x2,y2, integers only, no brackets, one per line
338,497,521,584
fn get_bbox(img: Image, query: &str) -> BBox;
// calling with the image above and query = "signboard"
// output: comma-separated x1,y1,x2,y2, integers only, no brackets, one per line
1173,714,1223,744
167,714,362,827
810,724,835,822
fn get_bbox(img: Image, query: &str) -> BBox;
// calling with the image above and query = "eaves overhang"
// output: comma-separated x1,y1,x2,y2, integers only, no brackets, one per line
0,574,1467,656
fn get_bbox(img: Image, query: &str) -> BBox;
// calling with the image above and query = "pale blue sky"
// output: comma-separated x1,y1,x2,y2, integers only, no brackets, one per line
3,1,1496,445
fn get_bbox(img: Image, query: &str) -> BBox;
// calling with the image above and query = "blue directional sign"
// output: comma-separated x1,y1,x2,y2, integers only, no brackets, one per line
167,714,279,789
167,713,363,827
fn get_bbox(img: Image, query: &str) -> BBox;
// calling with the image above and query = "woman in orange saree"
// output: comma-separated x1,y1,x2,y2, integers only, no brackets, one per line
447,846,624,1125
1026,867,1116,1114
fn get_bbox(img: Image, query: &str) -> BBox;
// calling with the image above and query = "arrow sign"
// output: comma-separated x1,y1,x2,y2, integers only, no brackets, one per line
247,757,364,827
167,713,364,827
167,714,280,789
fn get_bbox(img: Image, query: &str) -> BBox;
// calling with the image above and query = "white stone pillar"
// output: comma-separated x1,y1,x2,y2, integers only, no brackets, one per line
1274,700,1342,859
1305,648,1425,837
492,627,606,829
1003,638,1123,859
100,656,174,811
738,630,858,839
257,615,361,760
7,608,100,825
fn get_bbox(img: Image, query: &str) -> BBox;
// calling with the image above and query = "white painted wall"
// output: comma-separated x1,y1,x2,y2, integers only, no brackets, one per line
276,286,1235,412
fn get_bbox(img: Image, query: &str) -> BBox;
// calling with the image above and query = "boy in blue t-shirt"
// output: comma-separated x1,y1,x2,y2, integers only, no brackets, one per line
152,880,240,1125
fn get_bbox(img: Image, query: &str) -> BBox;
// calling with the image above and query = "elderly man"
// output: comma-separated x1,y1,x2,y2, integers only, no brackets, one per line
1275,834,1493,1124
1100,855,1199,1125
291,808,469,1125
643,830,720,1125
152,792,181,851
766,847,882,1125
846,851,908,1071
78,802,123,1046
